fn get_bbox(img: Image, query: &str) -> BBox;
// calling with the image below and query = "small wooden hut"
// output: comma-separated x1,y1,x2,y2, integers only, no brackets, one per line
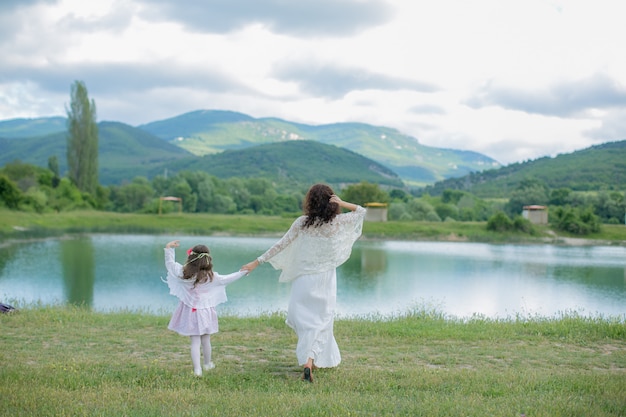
159,196,182,215
522,205,548,224
365,202,388,222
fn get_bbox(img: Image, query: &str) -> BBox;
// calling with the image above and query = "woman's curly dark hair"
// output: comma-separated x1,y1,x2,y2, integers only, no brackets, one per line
302,184,341,228
182,244,214,287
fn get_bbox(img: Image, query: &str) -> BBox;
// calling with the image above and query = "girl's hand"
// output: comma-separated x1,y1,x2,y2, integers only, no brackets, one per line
165,240,180,249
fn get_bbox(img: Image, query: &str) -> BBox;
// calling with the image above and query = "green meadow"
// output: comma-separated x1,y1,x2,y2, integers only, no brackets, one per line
1,209,625,416
1,307,624,417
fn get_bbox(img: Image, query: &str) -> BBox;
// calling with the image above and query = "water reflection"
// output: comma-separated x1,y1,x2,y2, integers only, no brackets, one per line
341,246,388,287
61,237,95,307
0,236,624,319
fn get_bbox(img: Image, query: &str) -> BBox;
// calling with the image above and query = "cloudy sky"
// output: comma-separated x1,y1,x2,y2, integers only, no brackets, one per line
1,0,625,165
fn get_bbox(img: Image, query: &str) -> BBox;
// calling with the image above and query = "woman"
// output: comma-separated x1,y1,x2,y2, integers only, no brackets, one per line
242,183,366,382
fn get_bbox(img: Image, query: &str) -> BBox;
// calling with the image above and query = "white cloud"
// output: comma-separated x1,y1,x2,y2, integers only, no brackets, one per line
1,0,626,165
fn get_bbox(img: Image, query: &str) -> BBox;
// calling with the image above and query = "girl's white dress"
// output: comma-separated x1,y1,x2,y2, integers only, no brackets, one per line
164,247,247,336
258,206,366,367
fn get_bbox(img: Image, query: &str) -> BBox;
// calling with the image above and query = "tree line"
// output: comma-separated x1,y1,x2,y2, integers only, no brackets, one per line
2,157,624,235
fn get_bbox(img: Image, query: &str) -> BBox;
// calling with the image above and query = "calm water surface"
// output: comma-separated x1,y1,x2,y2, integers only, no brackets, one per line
0,234,624,319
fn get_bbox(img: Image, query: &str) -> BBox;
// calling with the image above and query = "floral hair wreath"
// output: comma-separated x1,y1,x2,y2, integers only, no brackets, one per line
184,249,211,267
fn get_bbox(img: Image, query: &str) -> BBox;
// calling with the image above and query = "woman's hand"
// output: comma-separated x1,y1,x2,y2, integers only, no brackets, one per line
330,194,357,211
165,240,180,249
241,259,260,273
329,194,343,205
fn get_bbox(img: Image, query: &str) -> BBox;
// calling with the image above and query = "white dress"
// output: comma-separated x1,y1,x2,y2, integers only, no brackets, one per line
164,247,247,336
258,206,366,367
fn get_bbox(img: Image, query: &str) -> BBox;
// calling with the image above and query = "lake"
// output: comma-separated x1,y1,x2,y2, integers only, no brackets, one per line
0,234,624,320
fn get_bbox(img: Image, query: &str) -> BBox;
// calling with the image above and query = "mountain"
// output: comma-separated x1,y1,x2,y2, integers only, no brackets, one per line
138,110,500,185
0,121,192,185
2,113,624,197
0,116,66,138
421,140,626,197
165,140,404,188
1,111,499,186
0,121,403,187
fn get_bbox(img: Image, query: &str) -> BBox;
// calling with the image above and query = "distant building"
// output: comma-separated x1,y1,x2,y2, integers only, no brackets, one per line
159,196,182,214
365,202,388,222
522,205,548,225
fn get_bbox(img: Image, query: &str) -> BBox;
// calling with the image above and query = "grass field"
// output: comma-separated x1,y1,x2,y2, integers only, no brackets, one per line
1,307,625,416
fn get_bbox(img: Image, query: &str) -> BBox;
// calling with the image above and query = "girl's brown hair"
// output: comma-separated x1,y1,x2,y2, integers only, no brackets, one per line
302,183,341,228
182,244,214,286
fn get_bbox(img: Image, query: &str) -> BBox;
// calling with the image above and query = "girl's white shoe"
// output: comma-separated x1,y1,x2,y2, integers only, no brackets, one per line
203,362,215,371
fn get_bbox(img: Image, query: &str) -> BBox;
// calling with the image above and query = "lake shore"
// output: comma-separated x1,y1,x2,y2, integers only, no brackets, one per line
2,209,626,246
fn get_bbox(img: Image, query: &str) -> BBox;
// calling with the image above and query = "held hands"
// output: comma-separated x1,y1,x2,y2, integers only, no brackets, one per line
241,259,260,274
165,240,180,249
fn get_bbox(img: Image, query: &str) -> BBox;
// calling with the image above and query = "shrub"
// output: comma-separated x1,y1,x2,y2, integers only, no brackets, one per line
0,175,22,209
512,215,536,234
550,206,601,235
487,211,514,232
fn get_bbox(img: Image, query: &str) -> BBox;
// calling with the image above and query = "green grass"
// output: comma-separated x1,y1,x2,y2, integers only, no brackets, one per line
1,307,625,416
3,209,626,245
0,210,295,238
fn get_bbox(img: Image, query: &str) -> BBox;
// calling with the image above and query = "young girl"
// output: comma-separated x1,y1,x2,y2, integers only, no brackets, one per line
164,240,248,376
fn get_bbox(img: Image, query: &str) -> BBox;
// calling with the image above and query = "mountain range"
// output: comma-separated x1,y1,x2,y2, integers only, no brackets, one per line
0,110,498,187
137,110,500,185
0,117,404,188
1,110,624,196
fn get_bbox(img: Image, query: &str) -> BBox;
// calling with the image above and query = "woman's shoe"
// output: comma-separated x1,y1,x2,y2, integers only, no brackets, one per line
303,366,313,383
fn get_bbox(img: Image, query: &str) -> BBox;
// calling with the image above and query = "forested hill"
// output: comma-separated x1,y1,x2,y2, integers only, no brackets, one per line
138,109,500,185
163,140,405,188
1,110,500,186
0,122,192,185
0,116,66,138
0,121,403,187
3,113,624,194
421,140,626,197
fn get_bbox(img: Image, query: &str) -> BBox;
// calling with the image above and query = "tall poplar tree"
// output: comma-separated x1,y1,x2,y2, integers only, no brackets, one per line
66,81,98,194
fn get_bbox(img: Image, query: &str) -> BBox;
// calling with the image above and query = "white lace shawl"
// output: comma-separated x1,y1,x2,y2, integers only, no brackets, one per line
258,205,366,283
164,248,247,308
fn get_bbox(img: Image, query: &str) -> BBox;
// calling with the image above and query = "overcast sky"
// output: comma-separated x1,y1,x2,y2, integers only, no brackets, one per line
1,0,625,165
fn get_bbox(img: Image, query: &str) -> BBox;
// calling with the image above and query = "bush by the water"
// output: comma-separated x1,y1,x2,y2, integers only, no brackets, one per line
486,211,536,234
551,205,601,235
